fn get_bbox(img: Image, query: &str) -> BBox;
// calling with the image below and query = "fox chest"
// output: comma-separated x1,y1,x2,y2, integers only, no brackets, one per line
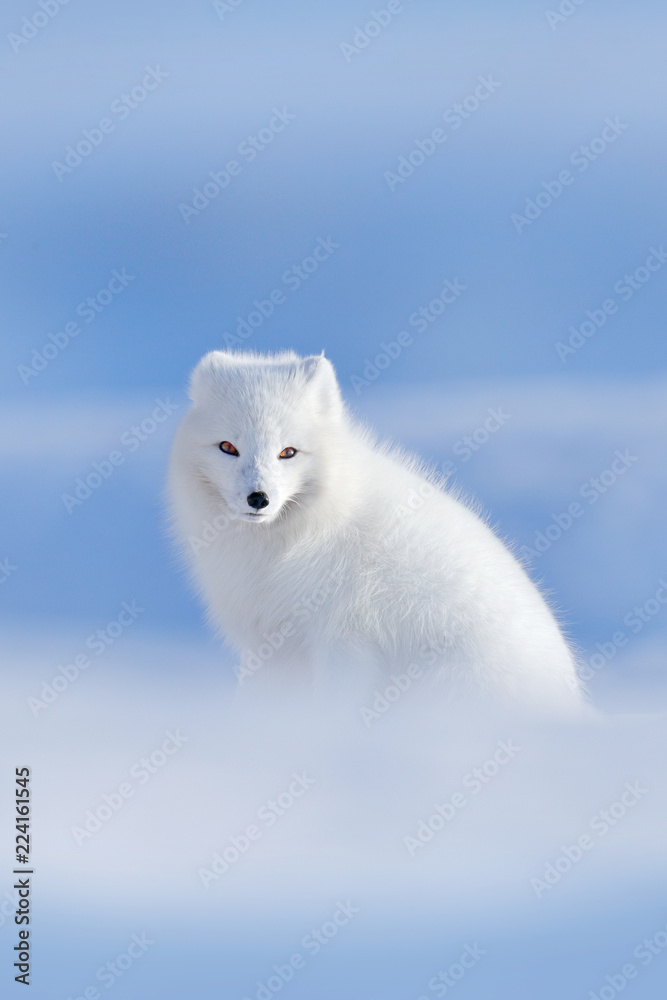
208,549,343,647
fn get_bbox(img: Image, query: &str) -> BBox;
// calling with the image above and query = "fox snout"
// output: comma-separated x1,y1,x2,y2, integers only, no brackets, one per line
247,491,270,510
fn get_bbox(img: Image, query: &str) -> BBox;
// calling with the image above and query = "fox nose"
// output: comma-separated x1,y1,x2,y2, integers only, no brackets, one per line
247,491,270,510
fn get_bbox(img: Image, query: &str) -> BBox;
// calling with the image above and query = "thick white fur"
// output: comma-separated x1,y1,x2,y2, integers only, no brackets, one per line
168,350,584,712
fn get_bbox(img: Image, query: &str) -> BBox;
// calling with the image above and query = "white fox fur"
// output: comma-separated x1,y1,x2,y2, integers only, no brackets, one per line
168,350,583,712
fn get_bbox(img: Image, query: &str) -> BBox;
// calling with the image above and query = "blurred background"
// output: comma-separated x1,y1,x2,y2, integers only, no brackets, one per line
1,1,666,997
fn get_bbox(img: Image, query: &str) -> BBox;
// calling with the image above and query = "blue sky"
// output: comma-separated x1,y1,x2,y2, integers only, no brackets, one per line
2,0,666,394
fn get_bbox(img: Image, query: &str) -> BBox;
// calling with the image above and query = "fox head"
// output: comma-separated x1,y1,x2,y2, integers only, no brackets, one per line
174,350,344,526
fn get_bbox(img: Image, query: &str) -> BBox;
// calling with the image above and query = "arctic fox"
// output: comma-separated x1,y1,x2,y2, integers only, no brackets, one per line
168,350,583,712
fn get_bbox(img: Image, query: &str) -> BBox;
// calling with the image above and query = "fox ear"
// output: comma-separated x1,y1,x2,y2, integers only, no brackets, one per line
301,354,342,415
188,351,235,402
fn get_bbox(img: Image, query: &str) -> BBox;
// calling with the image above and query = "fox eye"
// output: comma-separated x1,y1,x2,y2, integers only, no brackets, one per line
219,441,239,456
279,447,297,459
